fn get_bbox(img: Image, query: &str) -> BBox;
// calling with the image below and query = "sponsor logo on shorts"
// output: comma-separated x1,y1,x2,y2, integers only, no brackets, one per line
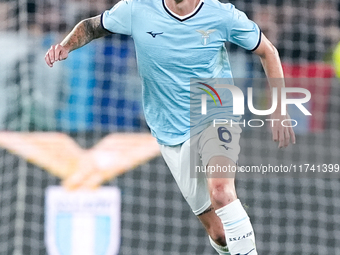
221,144,231,150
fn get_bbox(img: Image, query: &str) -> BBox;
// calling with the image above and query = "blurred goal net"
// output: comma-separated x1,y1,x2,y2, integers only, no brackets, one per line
0,0,340,254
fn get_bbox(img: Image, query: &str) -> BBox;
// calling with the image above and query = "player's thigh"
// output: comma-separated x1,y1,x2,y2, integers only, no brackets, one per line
159,140,211,216
198,124,240,205
199,123,241,179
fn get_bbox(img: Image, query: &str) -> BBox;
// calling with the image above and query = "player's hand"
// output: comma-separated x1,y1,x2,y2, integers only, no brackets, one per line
271,112,296,148
45,44,69,67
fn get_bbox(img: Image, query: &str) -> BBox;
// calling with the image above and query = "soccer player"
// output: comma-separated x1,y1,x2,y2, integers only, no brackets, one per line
45,0,295,254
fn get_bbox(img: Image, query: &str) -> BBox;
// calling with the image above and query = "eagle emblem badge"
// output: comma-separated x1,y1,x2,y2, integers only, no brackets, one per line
196,29,216,45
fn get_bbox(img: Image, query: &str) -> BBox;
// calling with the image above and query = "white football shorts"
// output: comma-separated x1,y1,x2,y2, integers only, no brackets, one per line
159,123,241,215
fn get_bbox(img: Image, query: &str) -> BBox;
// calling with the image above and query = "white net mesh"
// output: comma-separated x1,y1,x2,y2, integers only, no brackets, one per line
0,0,340,254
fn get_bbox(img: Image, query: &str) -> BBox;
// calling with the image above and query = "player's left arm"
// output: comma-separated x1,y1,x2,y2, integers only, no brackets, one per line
253,33,296,148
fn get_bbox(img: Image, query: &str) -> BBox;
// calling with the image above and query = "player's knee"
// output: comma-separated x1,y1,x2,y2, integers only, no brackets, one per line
209,181,236,207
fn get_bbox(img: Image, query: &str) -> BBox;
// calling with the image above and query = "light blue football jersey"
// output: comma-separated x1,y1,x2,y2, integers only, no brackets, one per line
101,0,261,145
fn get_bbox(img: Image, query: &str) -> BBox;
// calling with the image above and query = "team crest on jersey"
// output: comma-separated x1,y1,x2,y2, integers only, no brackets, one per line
196,29,216,46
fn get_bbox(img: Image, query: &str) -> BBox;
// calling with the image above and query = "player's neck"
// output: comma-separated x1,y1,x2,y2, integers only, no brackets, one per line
165,0,201,17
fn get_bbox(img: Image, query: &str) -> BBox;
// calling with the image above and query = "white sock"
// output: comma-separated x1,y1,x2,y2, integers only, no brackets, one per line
215,199,257,255
209,236,230,255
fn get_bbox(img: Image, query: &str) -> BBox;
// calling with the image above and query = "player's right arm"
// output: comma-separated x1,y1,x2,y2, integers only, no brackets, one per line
45,15,111,67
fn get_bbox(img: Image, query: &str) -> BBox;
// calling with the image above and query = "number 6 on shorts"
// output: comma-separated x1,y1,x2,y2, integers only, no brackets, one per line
217,126,232,143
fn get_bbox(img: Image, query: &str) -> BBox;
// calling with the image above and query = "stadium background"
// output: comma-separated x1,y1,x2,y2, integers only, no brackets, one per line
0,0,340,254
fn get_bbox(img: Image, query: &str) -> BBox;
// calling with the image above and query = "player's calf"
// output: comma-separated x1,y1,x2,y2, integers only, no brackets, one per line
215,199,257,255
207,157,257,255
197,206,229,255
